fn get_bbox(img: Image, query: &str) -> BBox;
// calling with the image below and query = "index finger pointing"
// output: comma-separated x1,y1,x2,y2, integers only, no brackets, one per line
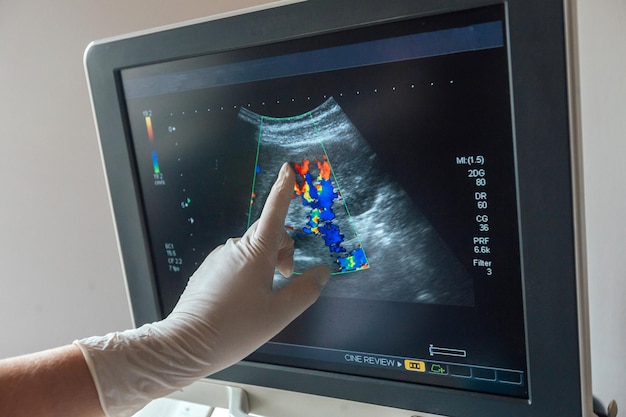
253,162,295,244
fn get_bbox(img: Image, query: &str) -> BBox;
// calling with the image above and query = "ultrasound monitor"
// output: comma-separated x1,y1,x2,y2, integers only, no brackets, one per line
84,0,592,416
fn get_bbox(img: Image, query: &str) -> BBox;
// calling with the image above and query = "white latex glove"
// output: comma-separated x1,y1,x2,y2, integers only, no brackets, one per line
75,163,330,417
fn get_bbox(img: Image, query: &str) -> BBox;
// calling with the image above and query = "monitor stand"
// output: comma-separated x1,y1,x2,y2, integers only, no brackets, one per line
226,386,251,417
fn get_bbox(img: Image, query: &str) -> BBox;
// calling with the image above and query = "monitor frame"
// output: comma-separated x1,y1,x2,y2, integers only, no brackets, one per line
84,0,592,416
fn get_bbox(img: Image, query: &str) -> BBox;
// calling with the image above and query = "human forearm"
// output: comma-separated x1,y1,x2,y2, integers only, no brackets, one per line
0,344,105,417
0,164,329,417
74,163,329,416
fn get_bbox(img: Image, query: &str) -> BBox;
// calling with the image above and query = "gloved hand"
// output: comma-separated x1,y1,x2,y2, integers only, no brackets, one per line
75,163,330,417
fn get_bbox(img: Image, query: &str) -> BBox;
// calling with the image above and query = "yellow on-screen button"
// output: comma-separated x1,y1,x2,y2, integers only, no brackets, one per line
404,360,426,372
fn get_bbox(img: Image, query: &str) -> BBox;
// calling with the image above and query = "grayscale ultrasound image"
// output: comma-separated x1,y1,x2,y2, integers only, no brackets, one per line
241,98,474,306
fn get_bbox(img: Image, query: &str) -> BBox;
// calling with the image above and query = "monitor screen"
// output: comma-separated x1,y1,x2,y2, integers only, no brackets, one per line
121,4,525,398
85,0,591,416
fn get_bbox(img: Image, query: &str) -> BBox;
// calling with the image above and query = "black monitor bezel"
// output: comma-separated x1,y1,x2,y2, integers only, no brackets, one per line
84,0,589,416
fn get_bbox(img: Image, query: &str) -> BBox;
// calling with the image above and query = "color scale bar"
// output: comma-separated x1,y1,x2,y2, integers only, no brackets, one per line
145,116,154,142
151,150,160,174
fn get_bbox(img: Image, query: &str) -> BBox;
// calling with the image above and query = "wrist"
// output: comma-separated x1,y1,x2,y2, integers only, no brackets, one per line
75,320,211,417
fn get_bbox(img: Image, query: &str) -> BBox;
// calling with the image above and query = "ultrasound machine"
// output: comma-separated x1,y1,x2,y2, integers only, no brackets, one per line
84,1,594,415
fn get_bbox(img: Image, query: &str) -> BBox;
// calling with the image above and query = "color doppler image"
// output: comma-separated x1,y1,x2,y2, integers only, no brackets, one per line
241,98,473,306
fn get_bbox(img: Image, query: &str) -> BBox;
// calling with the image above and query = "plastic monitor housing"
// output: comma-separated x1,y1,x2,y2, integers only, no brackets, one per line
84,0,591,416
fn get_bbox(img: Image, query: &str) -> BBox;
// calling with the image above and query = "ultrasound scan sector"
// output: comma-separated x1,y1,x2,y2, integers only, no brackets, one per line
240,98,473,307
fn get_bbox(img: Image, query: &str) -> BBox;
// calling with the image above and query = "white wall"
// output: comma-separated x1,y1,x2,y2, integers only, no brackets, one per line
577,0,626,409
0,0,274,354
0,0,624,411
